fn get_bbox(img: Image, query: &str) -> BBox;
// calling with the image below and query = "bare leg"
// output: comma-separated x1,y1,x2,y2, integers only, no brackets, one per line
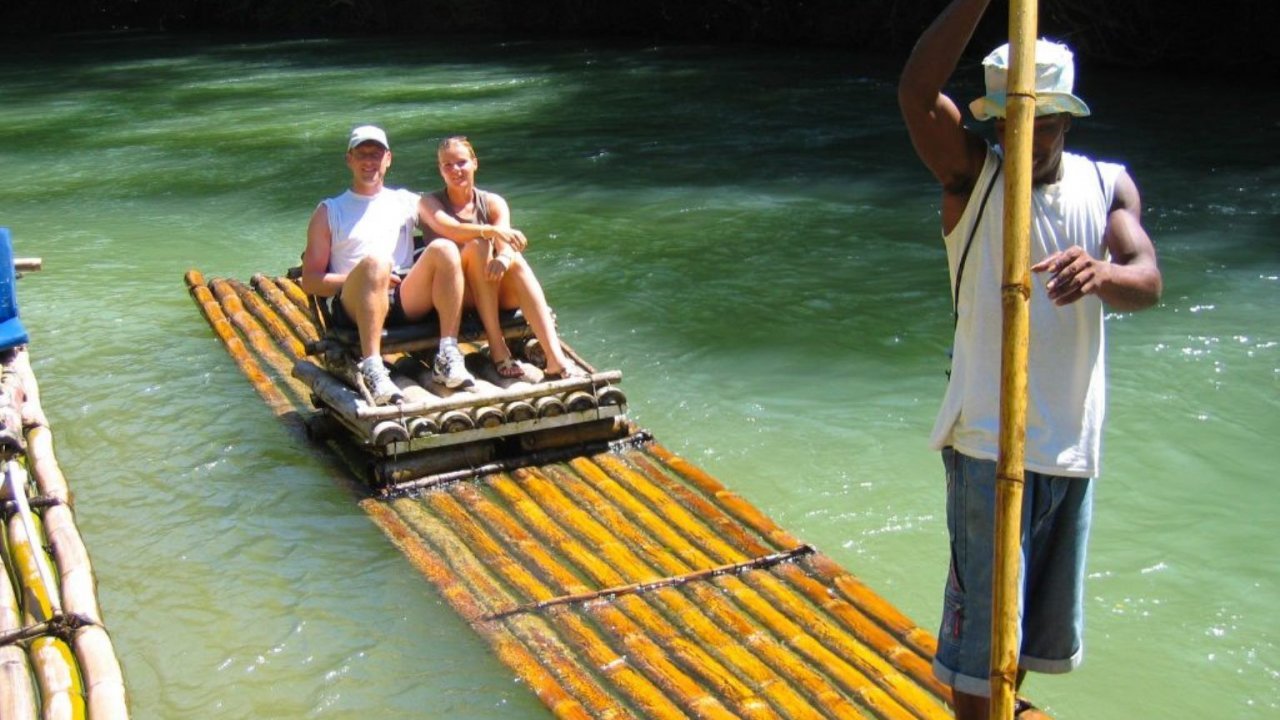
494,256,575,375
400,239,465,337
460,240,509,357
339,255,393,359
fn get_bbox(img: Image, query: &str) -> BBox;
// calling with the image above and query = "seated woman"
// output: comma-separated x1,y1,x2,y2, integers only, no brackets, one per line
421,136,585,381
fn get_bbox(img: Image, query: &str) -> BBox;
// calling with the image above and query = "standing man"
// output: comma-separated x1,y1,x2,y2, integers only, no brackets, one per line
898,1,1162,717
302,125,475,405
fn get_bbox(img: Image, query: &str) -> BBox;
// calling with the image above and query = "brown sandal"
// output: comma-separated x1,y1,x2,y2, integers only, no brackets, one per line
494,356,529,380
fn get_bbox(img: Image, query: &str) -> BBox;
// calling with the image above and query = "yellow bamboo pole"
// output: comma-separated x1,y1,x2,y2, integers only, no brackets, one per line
1,544,39,719
30,634,87,720
227,278,308,361
250,274,322,346
570,456,946,718
411,483,741,720
483,469,814,720
523,465,870,719
992,1,1039,716
375,495,691,719
184,270,293,415
630,446,946,697
362,500,605,720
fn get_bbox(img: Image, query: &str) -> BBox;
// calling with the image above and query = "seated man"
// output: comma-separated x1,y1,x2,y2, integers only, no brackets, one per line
301,125,475,404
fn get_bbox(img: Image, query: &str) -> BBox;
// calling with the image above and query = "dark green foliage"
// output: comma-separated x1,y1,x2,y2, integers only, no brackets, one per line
4,0,1277,73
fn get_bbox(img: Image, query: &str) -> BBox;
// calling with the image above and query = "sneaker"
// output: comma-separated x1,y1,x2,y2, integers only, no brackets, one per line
432,344,476,389
357,356,404,405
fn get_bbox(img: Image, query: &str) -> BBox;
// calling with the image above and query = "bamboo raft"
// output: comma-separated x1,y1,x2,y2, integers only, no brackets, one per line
185,268,1025,719
1,241,129,718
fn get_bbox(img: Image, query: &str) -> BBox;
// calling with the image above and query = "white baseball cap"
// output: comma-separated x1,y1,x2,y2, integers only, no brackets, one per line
347,125,390,151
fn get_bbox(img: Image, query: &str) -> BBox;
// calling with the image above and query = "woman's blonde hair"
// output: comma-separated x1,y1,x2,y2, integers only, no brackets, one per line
437,135,476,160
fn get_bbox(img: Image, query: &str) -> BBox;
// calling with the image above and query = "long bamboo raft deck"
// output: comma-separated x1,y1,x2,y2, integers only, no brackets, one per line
186,268,976,719
1,254,129,718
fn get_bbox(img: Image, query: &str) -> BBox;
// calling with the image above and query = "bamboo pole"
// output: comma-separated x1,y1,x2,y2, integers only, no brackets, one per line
627,447,947,699
992,1,1038,716
422,485,741,720
541,463,874,717
566,457,945,718
227,279,308,361
367,497,673,719
74,625,128,720
6,465,61,624
480,470,807,720
184,270,293,415
510,466,865,719
30,634,87,720
249,274,321,346
1,545,39,719
43,503,100,624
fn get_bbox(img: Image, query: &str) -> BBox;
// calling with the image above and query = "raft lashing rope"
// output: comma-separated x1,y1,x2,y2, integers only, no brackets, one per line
185,269,964,719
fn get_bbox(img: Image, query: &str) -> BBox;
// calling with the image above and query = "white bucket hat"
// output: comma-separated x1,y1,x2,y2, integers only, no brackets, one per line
969,39,1091,121
347,125,390,151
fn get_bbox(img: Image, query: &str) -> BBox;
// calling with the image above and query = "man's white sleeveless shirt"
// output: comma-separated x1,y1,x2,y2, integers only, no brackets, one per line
930,147,1124,477
322,188,420,275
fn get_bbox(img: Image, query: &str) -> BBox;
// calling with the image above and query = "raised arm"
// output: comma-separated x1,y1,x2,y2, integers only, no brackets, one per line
898,0,992,209
301,204,342,298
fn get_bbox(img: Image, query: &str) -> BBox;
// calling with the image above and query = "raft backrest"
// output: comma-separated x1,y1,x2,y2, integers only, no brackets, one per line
0,227,30,352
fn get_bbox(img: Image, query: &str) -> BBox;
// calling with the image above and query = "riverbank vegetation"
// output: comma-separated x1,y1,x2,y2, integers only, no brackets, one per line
7,0,1276,73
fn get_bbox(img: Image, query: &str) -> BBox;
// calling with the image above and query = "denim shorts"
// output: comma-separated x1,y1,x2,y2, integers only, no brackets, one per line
932,447,1093,697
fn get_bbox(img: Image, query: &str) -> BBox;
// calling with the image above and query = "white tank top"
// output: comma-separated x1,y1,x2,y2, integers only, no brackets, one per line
321,188,420,274
930,147,1123,477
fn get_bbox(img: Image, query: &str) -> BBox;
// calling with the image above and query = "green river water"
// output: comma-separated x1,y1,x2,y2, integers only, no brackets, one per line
1,35,1276,719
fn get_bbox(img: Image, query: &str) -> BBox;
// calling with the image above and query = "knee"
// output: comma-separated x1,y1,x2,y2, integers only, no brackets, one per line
424,238,463,266
352,255,393,284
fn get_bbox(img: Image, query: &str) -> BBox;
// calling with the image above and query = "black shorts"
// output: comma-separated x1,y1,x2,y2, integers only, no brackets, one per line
328,285,411,328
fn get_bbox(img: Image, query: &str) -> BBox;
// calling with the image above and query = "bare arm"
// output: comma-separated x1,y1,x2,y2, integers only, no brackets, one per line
1031,170,1162,310
898,0,992,228
420,193,527,254
301,204,343,298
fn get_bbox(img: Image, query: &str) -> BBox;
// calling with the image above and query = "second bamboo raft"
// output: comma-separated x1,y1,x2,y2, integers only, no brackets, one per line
185,269,974,719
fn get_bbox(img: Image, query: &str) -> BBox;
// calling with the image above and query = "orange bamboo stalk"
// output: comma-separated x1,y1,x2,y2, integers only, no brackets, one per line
250,274,321,345
272,275,316,316
644,443,803,550
561,459,926,719
642,444,940,662
209,278,298,379
414,487,740,720
627,449,945,696
184,270,293,414
361,500,602,720
502,469,853,720
462,477,820,720
537,464,869,718
374,496,687,719
227,279,308,360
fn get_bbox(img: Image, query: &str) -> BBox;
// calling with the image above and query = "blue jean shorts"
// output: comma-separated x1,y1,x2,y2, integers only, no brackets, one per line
932,447,1093,697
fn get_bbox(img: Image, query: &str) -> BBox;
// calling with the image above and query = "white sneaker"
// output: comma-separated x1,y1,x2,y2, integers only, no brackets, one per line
357,356,404,405
432,344,476,389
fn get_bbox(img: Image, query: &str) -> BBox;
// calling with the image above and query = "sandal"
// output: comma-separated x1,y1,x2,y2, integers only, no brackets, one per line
494,356,530,380
542,361,588,382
